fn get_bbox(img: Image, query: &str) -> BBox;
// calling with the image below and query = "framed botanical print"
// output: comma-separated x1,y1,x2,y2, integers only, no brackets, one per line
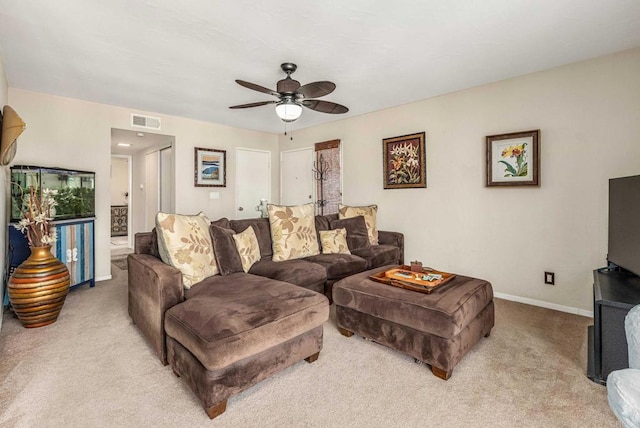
383,132,426,189
194,147,226,187
486,130,539,186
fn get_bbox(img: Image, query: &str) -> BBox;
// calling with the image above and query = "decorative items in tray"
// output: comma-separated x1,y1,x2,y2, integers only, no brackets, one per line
369,263,456,294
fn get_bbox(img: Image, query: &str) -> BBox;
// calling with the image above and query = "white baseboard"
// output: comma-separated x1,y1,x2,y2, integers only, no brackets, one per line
95,275,112,282
494,292,593,318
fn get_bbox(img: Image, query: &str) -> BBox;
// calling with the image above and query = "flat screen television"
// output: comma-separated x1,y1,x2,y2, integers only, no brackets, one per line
608,174,640,277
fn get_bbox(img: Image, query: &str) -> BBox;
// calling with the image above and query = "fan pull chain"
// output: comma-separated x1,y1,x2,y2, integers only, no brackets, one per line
283,122,294,141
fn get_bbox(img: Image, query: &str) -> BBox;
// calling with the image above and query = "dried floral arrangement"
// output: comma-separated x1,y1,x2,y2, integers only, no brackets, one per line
13,186,58,247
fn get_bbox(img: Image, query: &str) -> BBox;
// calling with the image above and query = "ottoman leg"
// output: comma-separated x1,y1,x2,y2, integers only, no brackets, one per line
432,366,452,381
305,352,320,363
338,327,354,337
205,400,227,419
485,330,491,338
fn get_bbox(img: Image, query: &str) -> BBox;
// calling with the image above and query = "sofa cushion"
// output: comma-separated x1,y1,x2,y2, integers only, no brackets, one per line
330,216,370,252
304,253,368,280
267,203,320,261
211,217,230,229
352,245,401,269
339,204,379,245
155,212,218,288
149,229,161,259
320,228,350,255
167,273,329,371
229,218,273,259
248,258,327,291
209,225,243,276
233,226,261,272
315,215,331,233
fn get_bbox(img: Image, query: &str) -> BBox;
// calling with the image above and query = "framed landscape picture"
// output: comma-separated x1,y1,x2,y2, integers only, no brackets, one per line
486,130,539,187
383,132,426,189
194,147,226,187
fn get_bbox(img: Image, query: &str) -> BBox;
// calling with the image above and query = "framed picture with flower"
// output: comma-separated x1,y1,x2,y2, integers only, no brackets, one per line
382,132,426,189
486,130,539,187
194,147,226,187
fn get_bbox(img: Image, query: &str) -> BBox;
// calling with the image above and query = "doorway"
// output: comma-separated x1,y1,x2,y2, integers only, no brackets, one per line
110,154,132,255
236,148,271,219
110,129,175,256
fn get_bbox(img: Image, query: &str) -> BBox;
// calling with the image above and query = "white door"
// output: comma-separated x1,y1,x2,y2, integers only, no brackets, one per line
236,148,271,219
281,148,314,206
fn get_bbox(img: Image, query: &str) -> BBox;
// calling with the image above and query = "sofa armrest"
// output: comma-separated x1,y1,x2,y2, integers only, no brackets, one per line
378,230,404,265
128,253,184,365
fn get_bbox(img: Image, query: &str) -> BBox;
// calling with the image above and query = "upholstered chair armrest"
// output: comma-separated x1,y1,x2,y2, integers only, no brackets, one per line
626,304,640,369
378,230,404,265
127,253,184,365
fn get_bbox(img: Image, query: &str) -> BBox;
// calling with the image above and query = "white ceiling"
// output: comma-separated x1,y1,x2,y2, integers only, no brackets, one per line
1,0,639,135
110,128,174,155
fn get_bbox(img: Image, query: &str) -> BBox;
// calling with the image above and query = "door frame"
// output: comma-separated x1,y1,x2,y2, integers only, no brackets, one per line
235,147,272,219
111,154,133,248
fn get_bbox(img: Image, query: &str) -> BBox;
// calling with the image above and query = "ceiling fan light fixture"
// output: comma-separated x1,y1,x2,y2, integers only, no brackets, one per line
275,100,302,122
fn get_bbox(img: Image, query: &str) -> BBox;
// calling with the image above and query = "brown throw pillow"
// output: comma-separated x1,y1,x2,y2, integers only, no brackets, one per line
209,224,244,276
330,216,371,252
339,204,379,245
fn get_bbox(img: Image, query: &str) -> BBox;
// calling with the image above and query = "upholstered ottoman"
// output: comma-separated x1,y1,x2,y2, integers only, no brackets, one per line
333,266,494,380
164,274,329,419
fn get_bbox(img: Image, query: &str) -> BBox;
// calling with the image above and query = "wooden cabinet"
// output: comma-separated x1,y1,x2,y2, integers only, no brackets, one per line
587,268,640,384
53,219,95,288
6,218,95,294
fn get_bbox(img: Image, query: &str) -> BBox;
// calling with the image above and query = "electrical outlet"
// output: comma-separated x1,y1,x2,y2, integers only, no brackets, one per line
544,271,555,285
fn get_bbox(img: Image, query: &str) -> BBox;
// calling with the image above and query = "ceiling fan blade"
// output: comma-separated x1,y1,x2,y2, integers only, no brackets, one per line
298,81,336,98
302,99,349,114
235,80,280,97
229,100,277,109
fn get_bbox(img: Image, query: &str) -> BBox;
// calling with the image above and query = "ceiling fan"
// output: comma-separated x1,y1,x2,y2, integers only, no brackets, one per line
229,63,349,123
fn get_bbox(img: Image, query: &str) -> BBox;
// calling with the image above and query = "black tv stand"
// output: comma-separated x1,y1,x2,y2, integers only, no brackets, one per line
587,267,640,384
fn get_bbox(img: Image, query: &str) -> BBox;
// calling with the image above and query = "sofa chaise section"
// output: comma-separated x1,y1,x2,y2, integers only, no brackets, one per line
165,273,329,418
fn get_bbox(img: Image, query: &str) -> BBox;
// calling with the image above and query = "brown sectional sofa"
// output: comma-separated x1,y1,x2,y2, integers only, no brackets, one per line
127,213,404,418
226,215,404,296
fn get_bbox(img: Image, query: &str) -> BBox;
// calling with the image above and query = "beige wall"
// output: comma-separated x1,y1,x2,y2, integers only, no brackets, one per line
110,156,129,206
279,48,640,314
0,49,8,329
7,88,279,281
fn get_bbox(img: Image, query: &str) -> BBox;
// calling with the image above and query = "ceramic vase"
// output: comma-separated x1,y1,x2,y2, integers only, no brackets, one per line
8,245,70,328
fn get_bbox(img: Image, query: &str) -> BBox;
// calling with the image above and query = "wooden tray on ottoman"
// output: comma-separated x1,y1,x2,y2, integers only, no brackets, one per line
369,265,456,294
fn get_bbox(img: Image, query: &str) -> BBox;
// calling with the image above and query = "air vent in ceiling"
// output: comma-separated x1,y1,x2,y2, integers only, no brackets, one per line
131,113,161,130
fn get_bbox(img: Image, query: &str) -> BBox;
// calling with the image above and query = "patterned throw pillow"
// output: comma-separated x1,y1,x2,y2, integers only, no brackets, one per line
320,228,351,255
232,226,261,272
339,204,379,245
155,212,218,289
267,203,320,261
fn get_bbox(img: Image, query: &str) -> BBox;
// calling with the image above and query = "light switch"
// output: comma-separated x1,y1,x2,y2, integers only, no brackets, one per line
209,192,220,200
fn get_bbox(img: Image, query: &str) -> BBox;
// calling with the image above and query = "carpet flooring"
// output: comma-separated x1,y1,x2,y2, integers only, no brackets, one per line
0,266,619,427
